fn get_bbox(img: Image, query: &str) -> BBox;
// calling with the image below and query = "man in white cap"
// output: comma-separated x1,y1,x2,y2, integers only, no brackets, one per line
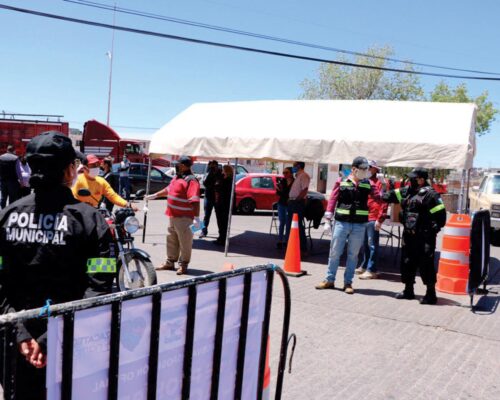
357,160,388,280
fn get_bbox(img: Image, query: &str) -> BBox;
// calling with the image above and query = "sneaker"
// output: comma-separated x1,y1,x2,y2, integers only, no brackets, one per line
199,231,207,238
359,271,379,280
176,265,187,275
155,262,175,271
315,281,335,290
343,284,354,294
355,267,366,275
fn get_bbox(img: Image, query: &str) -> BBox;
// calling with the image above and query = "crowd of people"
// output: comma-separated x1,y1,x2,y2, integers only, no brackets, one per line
0,133,448,398
316,156,447,305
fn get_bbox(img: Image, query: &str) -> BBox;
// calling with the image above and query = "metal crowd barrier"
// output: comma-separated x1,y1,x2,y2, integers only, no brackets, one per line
0,263,292,399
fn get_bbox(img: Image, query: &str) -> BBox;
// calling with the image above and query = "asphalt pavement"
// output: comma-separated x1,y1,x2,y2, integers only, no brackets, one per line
136,199,500,400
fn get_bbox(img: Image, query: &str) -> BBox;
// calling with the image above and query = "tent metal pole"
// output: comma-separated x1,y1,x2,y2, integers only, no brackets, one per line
142,157,152,243
458,169,466,214
224,158,238,256
465,168,471,213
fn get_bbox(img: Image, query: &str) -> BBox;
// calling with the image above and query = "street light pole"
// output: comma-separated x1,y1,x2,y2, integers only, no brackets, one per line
106,3,116,126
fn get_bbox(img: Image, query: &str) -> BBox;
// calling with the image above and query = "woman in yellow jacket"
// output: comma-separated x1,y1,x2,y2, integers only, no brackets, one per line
72,154,137,210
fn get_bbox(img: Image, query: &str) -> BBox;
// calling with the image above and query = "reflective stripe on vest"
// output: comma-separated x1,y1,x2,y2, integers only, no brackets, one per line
356,210,369,216
358,183,371,190
395,189,402,203
340,182,353,187
430,204,445,214
87,258,117,273
0,256,3,270
336,208,350,215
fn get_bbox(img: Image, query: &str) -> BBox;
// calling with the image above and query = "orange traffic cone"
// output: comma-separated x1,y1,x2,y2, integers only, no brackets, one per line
284,213,307,277
222,262,236,271
262,336,271,400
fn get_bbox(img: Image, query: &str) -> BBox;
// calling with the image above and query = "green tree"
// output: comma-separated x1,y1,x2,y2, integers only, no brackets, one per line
429,81,498,136
300,46,425,101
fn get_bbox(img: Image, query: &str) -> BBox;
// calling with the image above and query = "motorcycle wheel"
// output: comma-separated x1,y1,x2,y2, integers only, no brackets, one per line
117,252,157,291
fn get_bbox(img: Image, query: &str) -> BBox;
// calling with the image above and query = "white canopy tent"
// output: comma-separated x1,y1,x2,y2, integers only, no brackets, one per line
149,100,477,170
146,100,477,254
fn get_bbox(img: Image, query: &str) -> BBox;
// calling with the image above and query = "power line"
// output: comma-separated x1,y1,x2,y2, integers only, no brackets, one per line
2,4,500,81
64,0,500,77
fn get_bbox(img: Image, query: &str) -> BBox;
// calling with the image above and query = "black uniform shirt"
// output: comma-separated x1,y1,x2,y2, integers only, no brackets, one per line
0,185,116,344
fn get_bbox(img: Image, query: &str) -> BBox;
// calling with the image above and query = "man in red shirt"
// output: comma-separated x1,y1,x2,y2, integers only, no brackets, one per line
146,156,201,275
357,160,388,279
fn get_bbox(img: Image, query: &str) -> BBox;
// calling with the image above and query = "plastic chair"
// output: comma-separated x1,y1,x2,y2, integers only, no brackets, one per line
269,202,278,235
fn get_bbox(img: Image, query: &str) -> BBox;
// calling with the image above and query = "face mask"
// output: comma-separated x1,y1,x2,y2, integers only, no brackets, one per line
353,169,369,180
409,178,419,190
88,167,100,178
291,167,298,174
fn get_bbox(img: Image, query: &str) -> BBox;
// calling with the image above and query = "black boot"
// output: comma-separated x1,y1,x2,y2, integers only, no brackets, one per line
395,284,415,300
420,285,438,305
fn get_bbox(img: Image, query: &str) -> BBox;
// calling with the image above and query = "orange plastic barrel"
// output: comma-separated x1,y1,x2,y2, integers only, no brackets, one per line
262,336,271,400
436,214,471,295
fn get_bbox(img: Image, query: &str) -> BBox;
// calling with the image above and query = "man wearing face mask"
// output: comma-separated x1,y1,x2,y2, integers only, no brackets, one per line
286,161,311,255
383,167,446,304
72,154,136,210
145,156,201,275
316,156,378,294
0,132,116,399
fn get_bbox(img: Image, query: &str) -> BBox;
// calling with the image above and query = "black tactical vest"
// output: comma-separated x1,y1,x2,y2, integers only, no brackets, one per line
334,178,371,223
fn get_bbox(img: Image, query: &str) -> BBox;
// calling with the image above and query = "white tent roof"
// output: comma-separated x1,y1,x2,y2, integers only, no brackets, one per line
149,100,477,169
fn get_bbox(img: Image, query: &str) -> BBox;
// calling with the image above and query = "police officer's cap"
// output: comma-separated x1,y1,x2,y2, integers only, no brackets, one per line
26,131,76,167
352,156,369,169
407,167,429,180
178,155,193,167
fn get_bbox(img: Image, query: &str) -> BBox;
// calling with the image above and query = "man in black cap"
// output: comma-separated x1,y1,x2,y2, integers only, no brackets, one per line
316,156,378,294
0,144,20,208
146,156,201,275
383,167,446,304
200,160,221,238
0,131,116,399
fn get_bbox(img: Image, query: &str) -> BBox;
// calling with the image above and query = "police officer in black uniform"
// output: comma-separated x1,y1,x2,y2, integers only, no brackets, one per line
383,167,446,304
0,132,116,399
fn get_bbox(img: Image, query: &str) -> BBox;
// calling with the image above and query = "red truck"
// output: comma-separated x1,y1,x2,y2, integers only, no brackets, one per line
81,119,149,163
0,114,69,154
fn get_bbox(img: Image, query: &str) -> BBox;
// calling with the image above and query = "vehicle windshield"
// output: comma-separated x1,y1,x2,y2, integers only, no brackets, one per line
486,176,500,194
191,163,207,175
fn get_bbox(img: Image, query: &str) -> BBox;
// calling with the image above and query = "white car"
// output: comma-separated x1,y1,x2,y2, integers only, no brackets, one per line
469,172,500,245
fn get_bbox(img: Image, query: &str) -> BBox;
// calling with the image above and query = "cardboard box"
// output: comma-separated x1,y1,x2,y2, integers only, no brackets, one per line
390,203,402,223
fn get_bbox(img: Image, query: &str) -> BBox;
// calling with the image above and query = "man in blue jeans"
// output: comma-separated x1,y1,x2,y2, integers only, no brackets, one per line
357,160,387,280
316,156,380,294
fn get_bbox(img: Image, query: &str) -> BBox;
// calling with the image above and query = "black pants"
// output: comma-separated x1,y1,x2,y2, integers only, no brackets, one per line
0,180,20,208
400,230,437,285
203,194,215,234
215,204,229,242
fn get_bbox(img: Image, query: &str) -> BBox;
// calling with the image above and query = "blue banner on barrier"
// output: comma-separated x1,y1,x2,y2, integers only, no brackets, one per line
46,271,268,400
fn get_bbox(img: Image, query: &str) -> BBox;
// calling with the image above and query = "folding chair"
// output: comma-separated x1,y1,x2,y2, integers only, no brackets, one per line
269,202,279,235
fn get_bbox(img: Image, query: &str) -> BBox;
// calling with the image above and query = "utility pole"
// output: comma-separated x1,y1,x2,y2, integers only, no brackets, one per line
106,3,117,126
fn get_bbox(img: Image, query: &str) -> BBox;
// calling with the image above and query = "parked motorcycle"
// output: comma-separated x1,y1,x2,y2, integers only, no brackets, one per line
78,189,157,290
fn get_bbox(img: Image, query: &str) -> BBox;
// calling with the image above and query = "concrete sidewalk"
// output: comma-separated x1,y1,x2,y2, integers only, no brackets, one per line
138,200,500,399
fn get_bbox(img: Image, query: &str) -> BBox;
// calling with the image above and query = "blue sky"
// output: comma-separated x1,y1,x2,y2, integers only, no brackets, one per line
1,0,499,167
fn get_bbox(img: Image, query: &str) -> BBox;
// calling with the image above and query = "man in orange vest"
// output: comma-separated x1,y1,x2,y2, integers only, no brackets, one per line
146,156,201,275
